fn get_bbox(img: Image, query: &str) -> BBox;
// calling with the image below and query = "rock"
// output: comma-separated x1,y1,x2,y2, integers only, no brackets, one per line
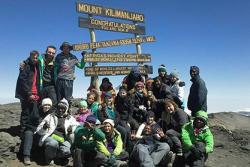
0,132,20,160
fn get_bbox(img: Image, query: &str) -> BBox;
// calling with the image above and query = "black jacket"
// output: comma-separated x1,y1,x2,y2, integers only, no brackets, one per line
114,95,133,120
152,83,173,103
15,58,41,101
159,108,189,133
188,75,208,114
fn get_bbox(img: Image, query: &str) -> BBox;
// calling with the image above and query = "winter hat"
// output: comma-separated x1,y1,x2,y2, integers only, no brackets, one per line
104,92,113,99
103,119,115,127
170,71,179,79
147,111,155,118
60,41,73,51
158,64,167,73
42,98,52,106
195,110,208,124
131,66,140,74
79,100,88,108
86,115,97,124
135,81,144,87
190,66,200,74
57,98,69,112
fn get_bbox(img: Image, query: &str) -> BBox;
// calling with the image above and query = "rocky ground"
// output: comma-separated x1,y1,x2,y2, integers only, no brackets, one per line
0,102,249,167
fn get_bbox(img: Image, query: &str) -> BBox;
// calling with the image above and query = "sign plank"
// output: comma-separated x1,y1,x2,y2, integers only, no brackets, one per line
85,66,153,76
73,36,156,51
84,53,151,62
76,2,144,22
79,17,145,35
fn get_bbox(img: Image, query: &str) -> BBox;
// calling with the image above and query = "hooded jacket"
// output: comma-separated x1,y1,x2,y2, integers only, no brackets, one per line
181,111,214,154
188,75,208,113
96,129,123,157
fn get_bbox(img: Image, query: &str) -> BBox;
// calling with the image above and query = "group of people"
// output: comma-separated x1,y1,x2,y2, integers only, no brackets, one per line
15,41,213,167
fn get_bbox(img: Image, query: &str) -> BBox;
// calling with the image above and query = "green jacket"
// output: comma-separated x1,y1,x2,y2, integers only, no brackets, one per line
96,129,123,157
181,111,214,153
73,125,105,151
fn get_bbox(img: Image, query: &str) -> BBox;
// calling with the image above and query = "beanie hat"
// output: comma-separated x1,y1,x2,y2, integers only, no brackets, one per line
86,115,97,124
158,64,167,73
135,81,144,87
170,71,179,79
103,119,115,127
131,66,140,74
104,92,113,99
79,100,88,108
195,110,208,124
147,111,155,118
57,98,69,112
60,41,73,51
42,98,52,106
190,66,200,74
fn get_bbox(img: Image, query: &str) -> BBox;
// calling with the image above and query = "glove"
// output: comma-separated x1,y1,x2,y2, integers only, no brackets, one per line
179,81,185,87
43,122,50,129
108,155,116,165
191,145,201,159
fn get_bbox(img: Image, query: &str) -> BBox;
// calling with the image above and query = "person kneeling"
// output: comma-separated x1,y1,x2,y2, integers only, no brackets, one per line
181,111,214,167
35,98,79,165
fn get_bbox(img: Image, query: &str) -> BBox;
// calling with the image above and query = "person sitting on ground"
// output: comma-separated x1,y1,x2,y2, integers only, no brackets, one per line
21,98,53,165
158,100,189,156
130,81,149,124
74,100,92,125
35,98,79,165
135,111,161,140
130,125,170,167
115,87,139,131
87,90,100,118
122,66,144,92
97,119,129,167
72,115,106,167
181,110,214,167
100,77,116,103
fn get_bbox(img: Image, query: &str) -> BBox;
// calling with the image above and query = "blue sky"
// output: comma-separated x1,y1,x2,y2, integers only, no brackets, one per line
0,0,249,113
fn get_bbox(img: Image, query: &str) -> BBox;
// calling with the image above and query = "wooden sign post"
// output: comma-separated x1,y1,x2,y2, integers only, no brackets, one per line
75,2,155,88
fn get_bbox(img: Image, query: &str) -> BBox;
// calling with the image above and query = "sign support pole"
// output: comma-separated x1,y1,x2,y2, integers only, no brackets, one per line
134,22,142,65
88,14,99,90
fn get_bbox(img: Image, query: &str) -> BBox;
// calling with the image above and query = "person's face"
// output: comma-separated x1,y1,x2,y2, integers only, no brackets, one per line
193,118,206,129
165,102,175,114
79,106,88,114
146,82,153,91
102,81,109,88
57,106,66,117
42,104,51,113
46,47,56,60
103,123,112,133
144,125,152,135
62,46,70,55
30,54,38,64
119,90,127,97
87,95,95,104
190,69,198,78
105,97,113,105
136,85,144,93
155,79,161,88
159,71,165,77
147,116,154,125
170,76,177,83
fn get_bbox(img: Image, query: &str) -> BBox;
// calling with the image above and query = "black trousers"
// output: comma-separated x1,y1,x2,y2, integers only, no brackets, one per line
42,85,57,108
56,79,73,101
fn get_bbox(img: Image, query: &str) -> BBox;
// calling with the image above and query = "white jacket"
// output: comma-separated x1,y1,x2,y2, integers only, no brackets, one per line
35,113,80,146
170,80,184,102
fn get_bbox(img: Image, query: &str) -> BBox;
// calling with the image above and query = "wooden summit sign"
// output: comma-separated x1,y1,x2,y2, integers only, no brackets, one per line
76,2,144,22
85,66,153,76
84,53,151,62
73,36,156,51
79,17,145,35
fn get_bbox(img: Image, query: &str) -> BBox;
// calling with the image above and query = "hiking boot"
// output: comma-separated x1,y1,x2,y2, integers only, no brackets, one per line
167,151,176,167
23,155,31,165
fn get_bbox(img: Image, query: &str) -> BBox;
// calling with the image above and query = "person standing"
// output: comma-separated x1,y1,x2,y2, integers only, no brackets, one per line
15,50,42,164
188,66,208,117
55,42,86,101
